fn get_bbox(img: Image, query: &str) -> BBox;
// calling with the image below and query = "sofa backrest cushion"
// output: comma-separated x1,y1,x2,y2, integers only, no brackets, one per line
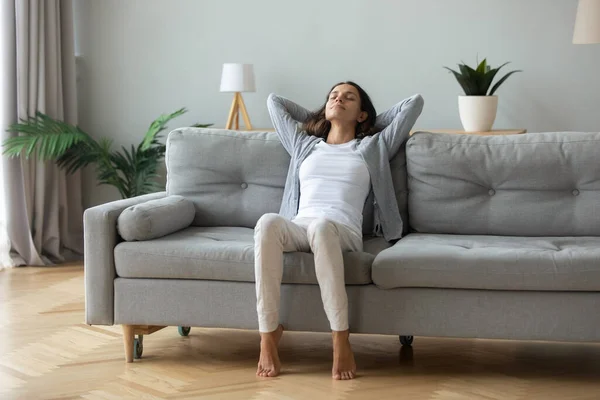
166,128,290,228
406,131,600,236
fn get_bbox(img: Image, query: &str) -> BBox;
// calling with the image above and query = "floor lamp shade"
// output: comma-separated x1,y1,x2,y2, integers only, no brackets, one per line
573,0,600,44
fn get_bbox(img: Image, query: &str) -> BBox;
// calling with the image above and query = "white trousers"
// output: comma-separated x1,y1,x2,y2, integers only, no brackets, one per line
254,213,363,333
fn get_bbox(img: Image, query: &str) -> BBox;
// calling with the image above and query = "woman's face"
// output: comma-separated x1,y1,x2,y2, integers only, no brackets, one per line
325,84,367,125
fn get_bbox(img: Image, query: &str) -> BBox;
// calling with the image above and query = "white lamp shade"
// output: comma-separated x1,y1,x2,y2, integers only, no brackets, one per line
220,63,256,92
573,0,600,44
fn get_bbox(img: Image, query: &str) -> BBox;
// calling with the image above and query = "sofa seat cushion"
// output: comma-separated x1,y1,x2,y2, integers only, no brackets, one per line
372,233,600,291
115,226,390,284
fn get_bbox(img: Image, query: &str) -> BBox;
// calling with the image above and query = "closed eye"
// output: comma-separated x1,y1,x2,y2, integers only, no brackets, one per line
329,93,356,100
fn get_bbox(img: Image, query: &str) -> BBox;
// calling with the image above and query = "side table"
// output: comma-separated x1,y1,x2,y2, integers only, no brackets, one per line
410,129,527,136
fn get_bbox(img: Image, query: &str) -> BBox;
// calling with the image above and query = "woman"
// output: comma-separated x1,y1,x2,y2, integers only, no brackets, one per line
255,82,424,380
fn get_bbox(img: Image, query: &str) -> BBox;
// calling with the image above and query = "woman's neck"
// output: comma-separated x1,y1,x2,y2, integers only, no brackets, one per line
327,121,355,144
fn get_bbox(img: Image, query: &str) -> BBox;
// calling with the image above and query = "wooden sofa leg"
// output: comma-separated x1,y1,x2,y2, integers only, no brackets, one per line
122,324,134,363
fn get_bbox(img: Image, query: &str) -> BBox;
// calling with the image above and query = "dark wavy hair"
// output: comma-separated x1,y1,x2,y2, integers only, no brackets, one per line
302,81,377,139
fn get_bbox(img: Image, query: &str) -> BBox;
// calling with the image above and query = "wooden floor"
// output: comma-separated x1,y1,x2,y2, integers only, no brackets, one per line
1,266,600,400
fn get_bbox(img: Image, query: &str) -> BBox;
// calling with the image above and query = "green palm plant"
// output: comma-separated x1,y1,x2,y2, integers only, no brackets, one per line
444,58,522,96
2,109,212,198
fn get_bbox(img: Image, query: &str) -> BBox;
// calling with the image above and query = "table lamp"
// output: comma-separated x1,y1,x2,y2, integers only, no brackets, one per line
220,63,256,130
573,0,600,44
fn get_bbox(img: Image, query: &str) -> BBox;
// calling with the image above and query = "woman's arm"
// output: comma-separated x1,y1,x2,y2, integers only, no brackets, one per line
267,93,312,154
374,94,424,158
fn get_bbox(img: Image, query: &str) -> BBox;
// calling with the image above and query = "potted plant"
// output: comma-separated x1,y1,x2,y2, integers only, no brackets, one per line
2,109,212,198
444,58,522,132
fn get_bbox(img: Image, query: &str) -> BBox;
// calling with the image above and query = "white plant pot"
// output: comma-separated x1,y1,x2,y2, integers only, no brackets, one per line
458,95,498,132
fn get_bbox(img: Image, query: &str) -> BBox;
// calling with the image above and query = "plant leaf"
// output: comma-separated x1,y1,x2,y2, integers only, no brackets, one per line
444,67,475,95
489,70,522,95
457,64,482,95
1,136,32,157
56,141,102,174
481,62,510,95
2,111,92,161
476,58,487,74
140,108,187,151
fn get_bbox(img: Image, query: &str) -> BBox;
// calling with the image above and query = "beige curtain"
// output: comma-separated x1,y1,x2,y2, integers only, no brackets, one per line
0,0,15,269
1,0,83,266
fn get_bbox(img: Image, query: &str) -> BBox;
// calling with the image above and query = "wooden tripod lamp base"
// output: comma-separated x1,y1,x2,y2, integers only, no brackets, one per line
226,92,253,130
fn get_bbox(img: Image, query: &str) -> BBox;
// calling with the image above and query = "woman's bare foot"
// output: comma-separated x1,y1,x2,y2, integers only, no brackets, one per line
332,330,356,380
256,324,284,377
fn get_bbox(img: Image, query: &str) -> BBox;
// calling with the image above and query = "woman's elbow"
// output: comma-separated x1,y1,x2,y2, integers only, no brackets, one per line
411,94,425,110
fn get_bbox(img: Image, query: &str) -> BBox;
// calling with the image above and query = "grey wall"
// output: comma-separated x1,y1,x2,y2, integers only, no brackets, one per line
73,0,600,207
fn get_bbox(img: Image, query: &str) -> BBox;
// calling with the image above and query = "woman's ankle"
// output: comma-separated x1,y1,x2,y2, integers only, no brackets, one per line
260,324,283,341
331,329,350,342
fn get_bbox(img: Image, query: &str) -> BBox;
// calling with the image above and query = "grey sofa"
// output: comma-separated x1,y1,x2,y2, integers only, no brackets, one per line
84,128,600,362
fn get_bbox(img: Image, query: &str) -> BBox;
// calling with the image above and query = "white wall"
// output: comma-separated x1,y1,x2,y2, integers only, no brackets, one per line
73,0,600,208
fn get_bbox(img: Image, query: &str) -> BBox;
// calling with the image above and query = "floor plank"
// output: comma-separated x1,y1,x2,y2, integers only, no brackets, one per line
1,265,600,399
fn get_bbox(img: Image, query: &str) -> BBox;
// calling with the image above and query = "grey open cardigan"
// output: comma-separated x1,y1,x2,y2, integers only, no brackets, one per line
267,93,424,242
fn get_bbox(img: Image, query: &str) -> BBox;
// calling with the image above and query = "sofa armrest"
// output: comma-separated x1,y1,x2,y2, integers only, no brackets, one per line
84,191,166,325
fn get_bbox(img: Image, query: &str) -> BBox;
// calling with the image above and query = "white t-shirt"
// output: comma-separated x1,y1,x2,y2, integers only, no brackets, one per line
293,139,371,237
